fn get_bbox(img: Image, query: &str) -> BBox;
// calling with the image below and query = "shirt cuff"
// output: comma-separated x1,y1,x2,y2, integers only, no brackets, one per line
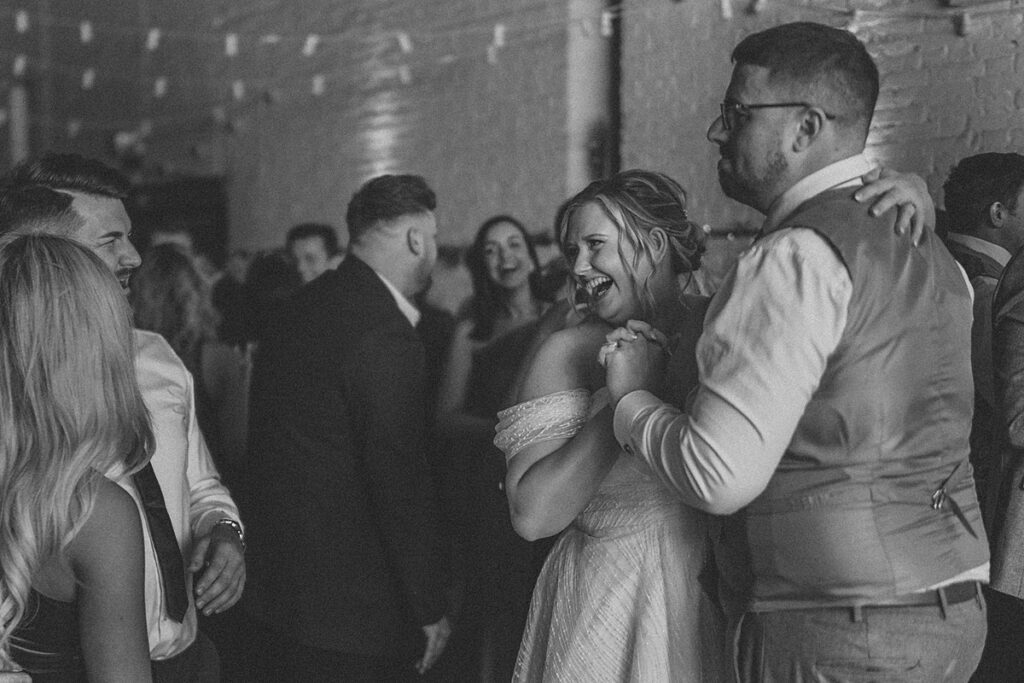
612,389,663,455
194,510,243,539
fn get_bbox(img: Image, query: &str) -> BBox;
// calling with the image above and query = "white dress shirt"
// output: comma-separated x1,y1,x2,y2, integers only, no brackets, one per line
372,268,421,328
110,330,242,659
612,155,868,514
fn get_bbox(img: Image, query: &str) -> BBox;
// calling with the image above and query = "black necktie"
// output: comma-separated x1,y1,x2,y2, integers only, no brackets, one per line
133,462,188,622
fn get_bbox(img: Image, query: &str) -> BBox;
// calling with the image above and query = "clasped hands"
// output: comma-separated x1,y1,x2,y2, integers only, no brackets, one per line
599,320,670,406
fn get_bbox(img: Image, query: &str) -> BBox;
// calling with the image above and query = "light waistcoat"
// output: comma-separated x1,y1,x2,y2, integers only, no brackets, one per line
742,188,990,609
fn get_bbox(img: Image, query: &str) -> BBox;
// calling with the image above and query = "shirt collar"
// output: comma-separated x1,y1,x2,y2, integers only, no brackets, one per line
944,232,1013,269
372,269,421,328
763,153,875,234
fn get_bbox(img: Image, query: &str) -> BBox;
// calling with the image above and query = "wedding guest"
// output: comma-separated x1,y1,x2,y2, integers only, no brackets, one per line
979,166,1024,679
1,153,245,682
243,174,451,681
941,153,1024,526
436,215,551,681
0,232,154,682
286,222,342,284
242,250,301,344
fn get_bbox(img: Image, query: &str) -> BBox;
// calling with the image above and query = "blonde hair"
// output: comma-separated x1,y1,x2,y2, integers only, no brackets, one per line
0,234,153,666
558,169,706,320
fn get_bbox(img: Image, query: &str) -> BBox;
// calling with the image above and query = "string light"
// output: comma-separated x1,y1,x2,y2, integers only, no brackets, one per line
302,34,320,57
146,27,161,51
492,23,507,48
397,31,413,54
1,1,1019,135
15,9,29,34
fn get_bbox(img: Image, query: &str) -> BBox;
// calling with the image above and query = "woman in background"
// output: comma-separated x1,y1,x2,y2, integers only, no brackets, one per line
130,243,250,485
435,215,552,681
129,243,254,681
0,234,153,682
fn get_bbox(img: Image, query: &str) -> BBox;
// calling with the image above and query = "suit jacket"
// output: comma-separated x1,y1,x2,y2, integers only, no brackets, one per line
241,255,449,656
944,233,1009,527
990,246,1024,598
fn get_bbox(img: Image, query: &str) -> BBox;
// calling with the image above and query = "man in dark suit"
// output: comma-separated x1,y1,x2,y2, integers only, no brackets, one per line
942,153,1024,528
242,174,451,681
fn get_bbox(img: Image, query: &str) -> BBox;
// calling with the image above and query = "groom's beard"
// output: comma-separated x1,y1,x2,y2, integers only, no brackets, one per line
717,146,788,212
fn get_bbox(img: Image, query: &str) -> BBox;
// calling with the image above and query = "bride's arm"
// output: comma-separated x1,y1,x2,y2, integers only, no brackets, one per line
504,324,622,541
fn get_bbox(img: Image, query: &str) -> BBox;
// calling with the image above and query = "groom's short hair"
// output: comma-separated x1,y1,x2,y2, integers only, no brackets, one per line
732,22,879,142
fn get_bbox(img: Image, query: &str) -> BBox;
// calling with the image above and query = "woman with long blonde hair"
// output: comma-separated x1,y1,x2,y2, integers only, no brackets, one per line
0,233,154,681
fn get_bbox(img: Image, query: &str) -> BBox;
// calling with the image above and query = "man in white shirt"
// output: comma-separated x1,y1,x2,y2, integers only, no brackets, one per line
1,154,245,682
603,22,988,680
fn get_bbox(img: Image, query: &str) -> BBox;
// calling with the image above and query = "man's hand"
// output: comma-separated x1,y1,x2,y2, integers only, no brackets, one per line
601,321,669,406
415,615,451,675
855,166,936,245
189,522,246,615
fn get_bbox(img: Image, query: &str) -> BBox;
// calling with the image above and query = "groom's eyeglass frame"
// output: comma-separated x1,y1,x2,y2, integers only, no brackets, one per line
719,101,837,131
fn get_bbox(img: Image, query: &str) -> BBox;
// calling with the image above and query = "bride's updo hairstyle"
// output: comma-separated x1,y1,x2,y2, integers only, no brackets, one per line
557,169,706,319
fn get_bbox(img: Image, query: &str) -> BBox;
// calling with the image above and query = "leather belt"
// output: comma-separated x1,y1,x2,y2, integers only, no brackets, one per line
848,581,981,622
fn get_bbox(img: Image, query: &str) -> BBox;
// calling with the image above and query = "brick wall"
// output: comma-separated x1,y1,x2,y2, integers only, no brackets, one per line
622,0,1024,286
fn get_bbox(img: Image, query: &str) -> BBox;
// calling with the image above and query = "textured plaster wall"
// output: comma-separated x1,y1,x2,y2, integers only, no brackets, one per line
217,0,570,259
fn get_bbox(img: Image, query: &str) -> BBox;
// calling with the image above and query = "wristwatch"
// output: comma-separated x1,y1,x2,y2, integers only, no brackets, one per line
214,518,246,553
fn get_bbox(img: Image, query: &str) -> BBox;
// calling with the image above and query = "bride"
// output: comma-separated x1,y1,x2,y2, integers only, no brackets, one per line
496,169,724,681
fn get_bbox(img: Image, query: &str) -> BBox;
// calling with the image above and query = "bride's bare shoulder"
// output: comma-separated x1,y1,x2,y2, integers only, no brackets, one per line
518,318,610,400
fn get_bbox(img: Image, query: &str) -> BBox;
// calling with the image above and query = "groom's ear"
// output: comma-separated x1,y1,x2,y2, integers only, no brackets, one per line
793,107,827,152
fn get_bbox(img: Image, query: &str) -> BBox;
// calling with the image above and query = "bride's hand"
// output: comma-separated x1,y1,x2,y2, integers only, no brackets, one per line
601,321,669,405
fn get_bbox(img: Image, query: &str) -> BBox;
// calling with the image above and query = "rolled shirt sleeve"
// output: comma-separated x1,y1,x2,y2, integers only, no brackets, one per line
613,228,851,515
184,366,242,540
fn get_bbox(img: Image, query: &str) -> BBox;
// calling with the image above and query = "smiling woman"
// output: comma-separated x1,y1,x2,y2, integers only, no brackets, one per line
434,214,553,681
496,169,722,682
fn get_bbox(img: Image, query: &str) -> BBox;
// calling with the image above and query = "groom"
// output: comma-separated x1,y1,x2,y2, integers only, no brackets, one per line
604,22,988,680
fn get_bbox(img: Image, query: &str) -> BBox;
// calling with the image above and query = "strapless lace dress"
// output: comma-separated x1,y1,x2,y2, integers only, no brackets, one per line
495,388,724,682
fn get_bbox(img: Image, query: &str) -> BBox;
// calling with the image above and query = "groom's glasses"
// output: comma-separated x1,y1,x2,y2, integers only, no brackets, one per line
719,100,836,131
